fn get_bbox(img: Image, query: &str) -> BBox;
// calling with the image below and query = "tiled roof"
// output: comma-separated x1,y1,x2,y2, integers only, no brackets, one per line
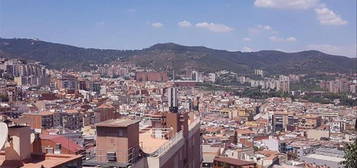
40,134,83,153
214,156,256,166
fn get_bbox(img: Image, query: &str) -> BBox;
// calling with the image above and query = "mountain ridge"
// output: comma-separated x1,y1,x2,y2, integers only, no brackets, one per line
0,38,355,74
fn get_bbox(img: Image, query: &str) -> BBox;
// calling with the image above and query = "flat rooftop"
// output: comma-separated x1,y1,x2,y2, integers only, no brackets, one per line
96,119,140,128
139,129,169,154
0,153,82,168
301,154,345,168
304,154,344,162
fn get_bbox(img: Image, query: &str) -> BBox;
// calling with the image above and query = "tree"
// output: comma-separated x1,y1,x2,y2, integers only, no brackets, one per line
341,139,357,168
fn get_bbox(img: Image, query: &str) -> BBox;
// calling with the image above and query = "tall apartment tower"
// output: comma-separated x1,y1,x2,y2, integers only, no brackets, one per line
191,71,202,82
278,75,290,93
167,87,178,113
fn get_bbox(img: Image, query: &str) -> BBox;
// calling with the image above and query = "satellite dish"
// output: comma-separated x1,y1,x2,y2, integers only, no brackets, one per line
30,133,35,144
0,122,8,150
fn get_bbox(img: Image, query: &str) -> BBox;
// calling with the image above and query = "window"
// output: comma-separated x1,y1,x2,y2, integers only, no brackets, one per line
44,147,54,154
107,152,117,162
118,129,124,136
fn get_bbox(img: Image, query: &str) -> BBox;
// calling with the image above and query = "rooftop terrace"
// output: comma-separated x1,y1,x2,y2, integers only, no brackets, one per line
0,153,82,168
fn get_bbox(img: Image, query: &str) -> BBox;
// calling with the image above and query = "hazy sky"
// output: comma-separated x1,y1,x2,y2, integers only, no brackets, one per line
0,0,356,57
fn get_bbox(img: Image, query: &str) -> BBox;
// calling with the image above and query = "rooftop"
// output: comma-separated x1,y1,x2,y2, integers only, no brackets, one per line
96,119,140,128
23,111,54,116
214,156,256,166
139,129,169,154
40,134,83,153
0,153,82,168
97,103,114,109
304,154,344,162
236,128,255,135
202,145,220,153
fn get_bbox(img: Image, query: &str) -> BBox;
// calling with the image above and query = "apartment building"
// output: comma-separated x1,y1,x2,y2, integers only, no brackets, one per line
88,111,201,168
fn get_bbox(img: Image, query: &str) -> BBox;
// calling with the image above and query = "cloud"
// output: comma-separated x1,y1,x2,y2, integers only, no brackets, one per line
242,47,254,52
315,7,347,25
151,22,163,28
249,25,277,35
254,0,319,9
178,20,192,28
286,37,297,42
195,22,234,33
307,44,356,57
254,0,347,26
269,36,297,42
243,37,252,42
257,25,272,31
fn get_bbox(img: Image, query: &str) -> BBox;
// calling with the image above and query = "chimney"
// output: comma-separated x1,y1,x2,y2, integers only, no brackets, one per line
5,125,32,161
31,133,42,154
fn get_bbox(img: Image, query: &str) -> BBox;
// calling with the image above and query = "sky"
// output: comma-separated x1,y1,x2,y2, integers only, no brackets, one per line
0,0,356,57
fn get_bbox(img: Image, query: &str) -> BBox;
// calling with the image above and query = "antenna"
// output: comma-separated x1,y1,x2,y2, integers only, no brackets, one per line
0,122,8,150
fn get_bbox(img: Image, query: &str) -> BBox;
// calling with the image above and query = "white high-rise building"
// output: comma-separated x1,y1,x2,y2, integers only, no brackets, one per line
191,71,203,82
167,87,178,112
277,75,290,93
